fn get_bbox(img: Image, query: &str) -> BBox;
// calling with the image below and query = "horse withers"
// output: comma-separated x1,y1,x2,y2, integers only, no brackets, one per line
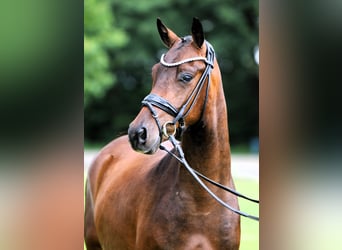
85,18,240,250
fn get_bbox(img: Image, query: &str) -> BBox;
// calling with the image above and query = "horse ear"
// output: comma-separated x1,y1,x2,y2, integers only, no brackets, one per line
191,17,204,49
157,18,179,48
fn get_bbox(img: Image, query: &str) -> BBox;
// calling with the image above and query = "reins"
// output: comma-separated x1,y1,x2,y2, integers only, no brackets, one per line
142,40,259,221
160,135,259,221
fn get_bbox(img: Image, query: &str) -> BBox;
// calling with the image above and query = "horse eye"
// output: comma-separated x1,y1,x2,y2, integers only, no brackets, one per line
180,73,193,83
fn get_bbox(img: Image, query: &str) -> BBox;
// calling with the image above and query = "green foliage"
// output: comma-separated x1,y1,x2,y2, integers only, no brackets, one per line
84,0,128,107
85,0,258,146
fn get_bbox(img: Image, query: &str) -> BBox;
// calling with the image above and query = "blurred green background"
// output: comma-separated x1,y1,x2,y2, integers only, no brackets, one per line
84,0,259,150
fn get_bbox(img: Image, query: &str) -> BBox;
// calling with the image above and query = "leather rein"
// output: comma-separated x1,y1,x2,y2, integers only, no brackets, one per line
141,41,259,221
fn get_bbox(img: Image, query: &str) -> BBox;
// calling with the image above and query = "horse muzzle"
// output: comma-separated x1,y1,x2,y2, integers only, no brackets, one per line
128,123,160,154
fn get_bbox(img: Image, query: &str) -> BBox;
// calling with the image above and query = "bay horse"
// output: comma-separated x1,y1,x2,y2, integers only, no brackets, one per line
85,18,241,249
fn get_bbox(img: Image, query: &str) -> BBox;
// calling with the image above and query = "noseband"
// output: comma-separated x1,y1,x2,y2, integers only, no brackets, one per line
142,41,215,140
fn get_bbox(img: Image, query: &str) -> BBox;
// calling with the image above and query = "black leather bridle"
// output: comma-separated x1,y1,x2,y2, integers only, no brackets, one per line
142,41,215,141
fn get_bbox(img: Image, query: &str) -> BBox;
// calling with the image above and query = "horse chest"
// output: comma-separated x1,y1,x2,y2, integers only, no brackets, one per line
134,191,237,250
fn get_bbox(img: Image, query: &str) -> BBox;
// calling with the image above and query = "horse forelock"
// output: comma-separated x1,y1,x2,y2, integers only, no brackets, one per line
165,35,206,63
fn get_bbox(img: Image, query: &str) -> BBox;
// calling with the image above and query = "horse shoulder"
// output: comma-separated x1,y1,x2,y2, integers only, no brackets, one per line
85,137,127,250
88,136,174,248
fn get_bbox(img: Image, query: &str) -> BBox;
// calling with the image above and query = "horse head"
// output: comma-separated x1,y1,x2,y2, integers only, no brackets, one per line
128,18,215,154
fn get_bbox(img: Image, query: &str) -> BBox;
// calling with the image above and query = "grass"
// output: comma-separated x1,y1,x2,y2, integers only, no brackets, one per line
84,175,258,250
235,178,259,250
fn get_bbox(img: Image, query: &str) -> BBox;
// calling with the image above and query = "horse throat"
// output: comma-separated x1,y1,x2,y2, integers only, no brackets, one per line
180,80,232,193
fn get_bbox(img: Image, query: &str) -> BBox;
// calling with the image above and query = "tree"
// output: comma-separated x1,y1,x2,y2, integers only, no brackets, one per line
84,0,128,107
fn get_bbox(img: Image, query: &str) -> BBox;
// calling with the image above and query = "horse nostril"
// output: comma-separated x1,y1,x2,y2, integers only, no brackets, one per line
137,127,147,144
128,125,148,149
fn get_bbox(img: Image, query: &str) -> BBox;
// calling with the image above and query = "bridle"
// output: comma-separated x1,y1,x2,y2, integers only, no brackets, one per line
141,41,259,221
142,41,215,140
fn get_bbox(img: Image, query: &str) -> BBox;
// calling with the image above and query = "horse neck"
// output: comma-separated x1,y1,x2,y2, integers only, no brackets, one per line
180,68,232,190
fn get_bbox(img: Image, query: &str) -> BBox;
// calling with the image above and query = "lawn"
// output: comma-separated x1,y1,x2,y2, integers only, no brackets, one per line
234,178,259,250
84,176,259,250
